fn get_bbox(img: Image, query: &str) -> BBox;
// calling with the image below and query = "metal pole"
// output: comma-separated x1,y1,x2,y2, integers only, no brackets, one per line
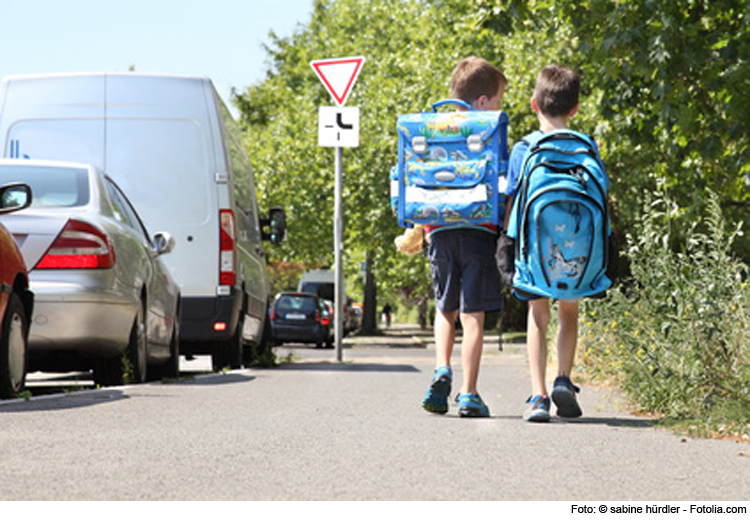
334,146,344,361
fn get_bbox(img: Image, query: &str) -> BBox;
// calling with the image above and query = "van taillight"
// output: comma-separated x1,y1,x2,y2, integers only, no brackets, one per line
219,209,236,286
36,219,115,270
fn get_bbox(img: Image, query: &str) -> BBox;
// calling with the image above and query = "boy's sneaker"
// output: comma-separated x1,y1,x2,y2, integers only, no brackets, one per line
551,375,582,418
421,367,452,414
456,393,490,418
524,394,551,422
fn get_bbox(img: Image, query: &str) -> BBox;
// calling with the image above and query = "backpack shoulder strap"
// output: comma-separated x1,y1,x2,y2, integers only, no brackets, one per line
520,130,544,147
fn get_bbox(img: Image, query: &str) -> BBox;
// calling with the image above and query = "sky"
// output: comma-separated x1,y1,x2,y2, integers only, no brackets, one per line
0,0,315,114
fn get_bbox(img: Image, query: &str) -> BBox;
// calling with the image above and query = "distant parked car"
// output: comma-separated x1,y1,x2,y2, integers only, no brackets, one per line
0,160,181,386
270,292,333,348
0,182,33,398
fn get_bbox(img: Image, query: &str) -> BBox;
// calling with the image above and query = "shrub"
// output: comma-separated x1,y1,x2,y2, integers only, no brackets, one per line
580,189,750,438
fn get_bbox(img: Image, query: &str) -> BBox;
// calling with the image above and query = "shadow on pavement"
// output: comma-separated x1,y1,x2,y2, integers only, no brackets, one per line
177,372,257,385
278,361,420,373
0,389,128,413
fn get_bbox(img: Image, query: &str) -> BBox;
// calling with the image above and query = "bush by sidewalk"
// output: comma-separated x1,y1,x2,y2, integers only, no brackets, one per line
579,190,750,440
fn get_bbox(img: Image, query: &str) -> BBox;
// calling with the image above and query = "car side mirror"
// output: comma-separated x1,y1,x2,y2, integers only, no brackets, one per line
261,206,286,244
0,183,32,213
152,231,176,255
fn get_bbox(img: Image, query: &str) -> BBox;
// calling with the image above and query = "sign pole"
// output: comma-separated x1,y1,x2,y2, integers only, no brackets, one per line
334,145,344,362
311,56,365,362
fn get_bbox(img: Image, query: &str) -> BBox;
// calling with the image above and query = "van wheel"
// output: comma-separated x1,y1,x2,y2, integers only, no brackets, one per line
212,321,242,371
244,314,271,367
0,293,29,398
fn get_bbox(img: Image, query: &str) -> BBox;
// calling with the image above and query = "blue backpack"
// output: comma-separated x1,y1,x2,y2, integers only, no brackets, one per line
391,100,509,227
506,130,612,300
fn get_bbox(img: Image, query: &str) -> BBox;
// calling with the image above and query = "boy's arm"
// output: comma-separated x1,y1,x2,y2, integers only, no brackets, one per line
501,141,528,230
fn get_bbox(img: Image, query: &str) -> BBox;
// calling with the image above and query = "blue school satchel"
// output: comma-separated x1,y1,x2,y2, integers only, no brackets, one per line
391,100,509,227
506,130,612,300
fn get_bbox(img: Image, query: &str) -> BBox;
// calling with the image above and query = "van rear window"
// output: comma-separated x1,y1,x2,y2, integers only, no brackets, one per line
106,119,211,227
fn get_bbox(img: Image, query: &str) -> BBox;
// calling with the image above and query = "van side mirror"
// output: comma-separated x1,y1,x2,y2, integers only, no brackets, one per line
261,206,286,244
0,183,32,213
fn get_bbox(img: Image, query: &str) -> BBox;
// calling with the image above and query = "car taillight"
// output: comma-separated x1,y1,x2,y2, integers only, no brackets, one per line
219,209,236,286
36,219,115,270
315,309,321,323
270,307,277,320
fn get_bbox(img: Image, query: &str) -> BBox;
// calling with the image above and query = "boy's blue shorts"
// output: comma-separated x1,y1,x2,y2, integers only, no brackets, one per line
427,228,503,314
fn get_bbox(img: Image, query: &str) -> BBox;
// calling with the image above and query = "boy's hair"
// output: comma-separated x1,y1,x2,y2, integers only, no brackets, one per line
533,65,580,118
450,57,507,106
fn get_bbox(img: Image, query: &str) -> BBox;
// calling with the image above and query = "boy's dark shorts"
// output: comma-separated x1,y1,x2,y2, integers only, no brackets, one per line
428,228,503,314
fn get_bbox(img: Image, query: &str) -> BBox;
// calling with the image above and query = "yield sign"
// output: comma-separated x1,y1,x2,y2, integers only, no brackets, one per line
310,56,365,106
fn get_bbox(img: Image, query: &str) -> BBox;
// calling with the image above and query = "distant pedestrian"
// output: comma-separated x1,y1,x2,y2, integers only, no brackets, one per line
381,303,392,327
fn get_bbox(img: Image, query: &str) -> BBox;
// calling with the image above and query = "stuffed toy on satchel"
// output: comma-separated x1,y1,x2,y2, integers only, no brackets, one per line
394,225,425,256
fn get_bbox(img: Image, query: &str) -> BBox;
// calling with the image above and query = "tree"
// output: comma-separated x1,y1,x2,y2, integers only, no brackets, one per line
234,0,501,311
480,0,750,257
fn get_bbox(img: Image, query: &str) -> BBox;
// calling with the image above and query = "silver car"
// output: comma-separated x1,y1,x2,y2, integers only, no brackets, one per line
0,159,181,386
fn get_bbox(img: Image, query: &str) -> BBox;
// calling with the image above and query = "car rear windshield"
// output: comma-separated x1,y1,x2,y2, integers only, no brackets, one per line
276,295,318,313
0,165,90,207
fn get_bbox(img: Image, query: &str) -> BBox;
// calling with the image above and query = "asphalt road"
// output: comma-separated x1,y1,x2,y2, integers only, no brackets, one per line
1,324,748,502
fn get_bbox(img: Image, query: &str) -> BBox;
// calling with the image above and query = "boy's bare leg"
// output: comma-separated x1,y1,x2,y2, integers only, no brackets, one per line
556,300,579,377
434,309,458,368
458,311,484,395
552,299,583,418
527,298,551,396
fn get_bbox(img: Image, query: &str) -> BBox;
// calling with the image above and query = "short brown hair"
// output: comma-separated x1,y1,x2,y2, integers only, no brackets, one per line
533,65,580,118
450,57,507,106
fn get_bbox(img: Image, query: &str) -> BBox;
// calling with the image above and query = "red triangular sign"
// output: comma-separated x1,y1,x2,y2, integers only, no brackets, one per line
310,56,365,106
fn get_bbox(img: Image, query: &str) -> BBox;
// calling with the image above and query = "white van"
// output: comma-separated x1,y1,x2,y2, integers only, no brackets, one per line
297,270,339,304
298,269,356,335
0,73,286,370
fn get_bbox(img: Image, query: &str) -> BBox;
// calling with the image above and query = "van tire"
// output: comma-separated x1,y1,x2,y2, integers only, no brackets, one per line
212,320,242,371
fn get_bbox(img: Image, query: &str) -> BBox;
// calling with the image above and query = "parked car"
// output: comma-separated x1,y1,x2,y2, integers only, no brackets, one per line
0,73,286,372
348,303,363,333
0,182,33,398
270,292,333,349
0,159,181,386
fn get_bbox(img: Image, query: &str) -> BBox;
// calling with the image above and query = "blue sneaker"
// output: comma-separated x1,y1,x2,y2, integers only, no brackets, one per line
524,394,551,422
422,367,452,414
456,393,490,418
552,375,582,418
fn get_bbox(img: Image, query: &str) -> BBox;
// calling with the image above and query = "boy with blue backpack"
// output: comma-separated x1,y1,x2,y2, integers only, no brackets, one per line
504,65,611,422
407,56,508,418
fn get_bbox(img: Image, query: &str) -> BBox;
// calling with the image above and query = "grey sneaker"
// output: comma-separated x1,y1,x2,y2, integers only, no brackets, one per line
551,375,582,418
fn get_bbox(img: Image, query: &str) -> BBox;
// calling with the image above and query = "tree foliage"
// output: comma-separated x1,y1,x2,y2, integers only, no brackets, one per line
481,0,750,254
235,0,750,307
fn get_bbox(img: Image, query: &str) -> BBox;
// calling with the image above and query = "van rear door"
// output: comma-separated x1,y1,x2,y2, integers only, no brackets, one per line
1,74,105,166
104,75,219,297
